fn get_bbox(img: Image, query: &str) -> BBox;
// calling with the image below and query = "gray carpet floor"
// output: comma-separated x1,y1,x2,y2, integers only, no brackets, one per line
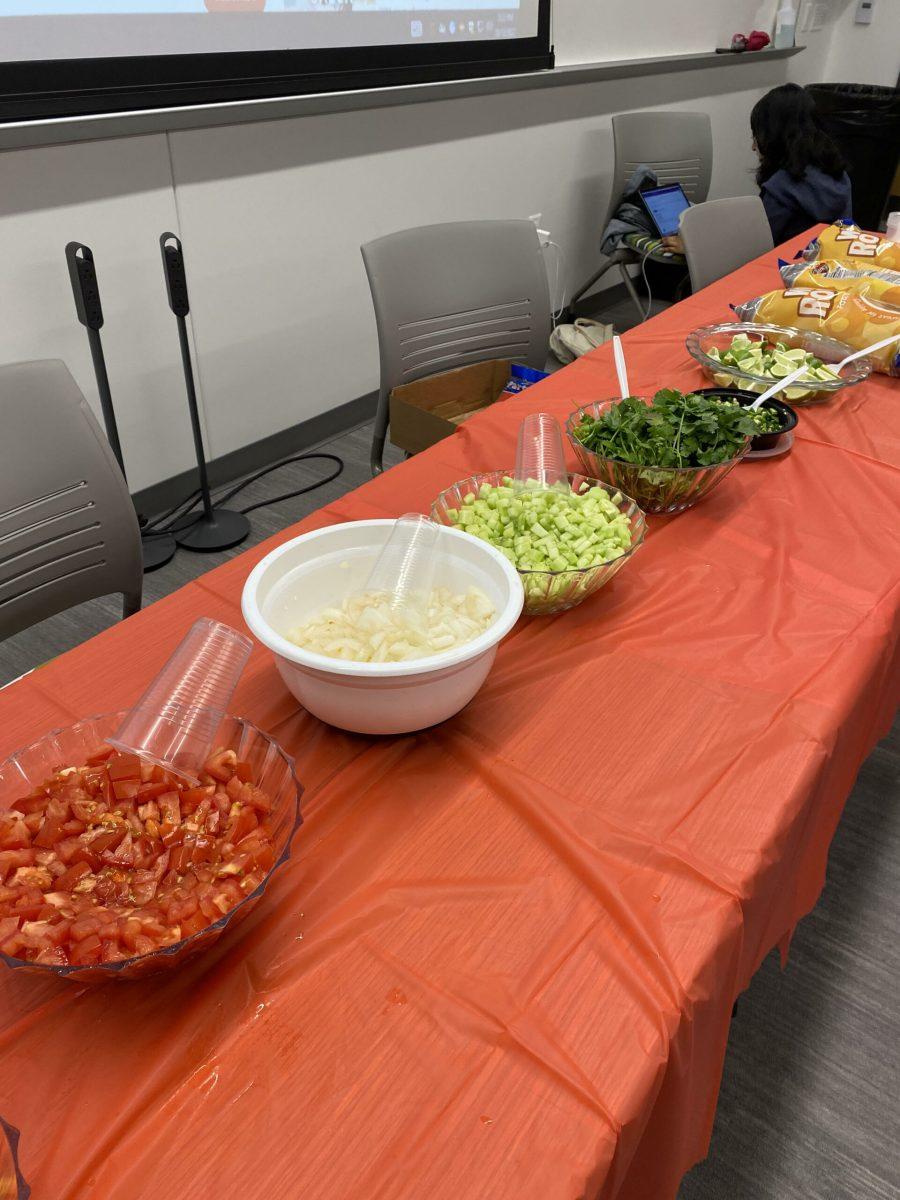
1,288,897,1198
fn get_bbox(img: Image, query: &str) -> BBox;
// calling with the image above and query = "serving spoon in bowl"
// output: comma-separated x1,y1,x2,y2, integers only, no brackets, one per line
748,331,900,409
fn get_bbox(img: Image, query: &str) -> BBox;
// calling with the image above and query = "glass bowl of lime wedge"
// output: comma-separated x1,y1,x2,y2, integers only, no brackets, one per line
686,322,873,405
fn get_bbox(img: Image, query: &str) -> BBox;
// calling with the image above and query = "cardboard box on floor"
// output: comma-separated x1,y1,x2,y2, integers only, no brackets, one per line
389,359,517,456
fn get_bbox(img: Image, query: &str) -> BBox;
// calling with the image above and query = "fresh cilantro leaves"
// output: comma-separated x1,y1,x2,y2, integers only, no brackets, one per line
573,390,779,469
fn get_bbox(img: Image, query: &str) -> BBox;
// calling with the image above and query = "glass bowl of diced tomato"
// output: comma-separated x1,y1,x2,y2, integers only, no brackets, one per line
0,711,302,982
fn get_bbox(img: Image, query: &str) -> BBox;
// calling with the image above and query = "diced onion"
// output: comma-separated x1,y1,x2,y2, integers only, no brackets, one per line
287,587,496,663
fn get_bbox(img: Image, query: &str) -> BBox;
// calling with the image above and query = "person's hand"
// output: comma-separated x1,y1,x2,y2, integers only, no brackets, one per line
661,234,684,254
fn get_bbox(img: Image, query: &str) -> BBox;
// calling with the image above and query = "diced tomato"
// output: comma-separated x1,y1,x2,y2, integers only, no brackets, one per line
0,916,20,942
218,850,252,878
180,910,208,938
107,753,142,782
240,837,276,873
169,842,194,875
34,800,70,849
34,945,69,967
70,913,102,942
102,831,135,868
56,861,91,892
0,848,36,882
54,837,83,865
23,812,43,835
157,793,181,828
0,811,32,850
241,783,272,814
11,792,49,816
86,747,114,765
101,940,127,964
203,749,237,783
0,743,277,967
112,779,141,801
136,782,170,802
160,822,185,850
191,835,215,866
129,871,159,905
68,934,102,965
84,827,127,856
226,804,258,844
180,785,213,813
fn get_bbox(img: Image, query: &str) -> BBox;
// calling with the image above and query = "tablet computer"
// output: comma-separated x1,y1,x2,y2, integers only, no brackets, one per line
639,183,691,238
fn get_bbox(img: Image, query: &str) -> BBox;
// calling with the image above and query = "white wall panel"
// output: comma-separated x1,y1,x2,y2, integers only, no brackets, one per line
0,134,201,493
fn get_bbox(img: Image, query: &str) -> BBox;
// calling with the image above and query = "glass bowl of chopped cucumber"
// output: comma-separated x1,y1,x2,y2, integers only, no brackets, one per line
686,322,873,405
431,472,646,616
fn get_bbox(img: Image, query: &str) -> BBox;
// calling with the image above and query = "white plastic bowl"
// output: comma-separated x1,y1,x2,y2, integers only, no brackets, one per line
241,520,525,735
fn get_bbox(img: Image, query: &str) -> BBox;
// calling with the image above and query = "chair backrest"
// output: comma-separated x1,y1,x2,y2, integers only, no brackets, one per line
605,110,713,227
0,360,143,640
679,196,775,293
361,219,551,397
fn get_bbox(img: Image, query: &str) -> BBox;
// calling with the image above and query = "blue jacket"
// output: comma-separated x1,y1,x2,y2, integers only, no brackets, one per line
760,167,853,243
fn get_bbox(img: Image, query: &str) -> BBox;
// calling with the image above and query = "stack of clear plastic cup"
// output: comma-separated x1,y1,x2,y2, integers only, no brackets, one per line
108,617,252,780
363,513,441,619
514,412,569,490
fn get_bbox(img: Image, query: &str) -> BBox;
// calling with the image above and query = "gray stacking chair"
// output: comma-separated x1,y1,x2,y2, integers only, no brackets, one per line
0,359,142,641
361,219,552,475
569,110,713,320
679,196,775,293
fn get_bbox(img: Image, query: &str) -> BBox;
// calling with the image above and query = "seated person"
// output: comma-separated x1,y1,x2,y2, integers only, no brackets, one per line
662,83,852,253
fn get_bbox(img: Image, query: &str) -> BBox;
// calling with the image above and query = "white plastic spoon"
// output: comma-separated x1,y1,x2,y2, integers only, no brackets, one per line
612,334,630,399
749,331,900,409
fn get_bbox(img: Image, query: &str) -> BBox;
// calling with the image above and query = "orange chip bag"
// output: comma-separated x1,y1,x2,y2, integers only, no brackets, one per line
733,286,900,376
799,221,900,272
779,260,900,309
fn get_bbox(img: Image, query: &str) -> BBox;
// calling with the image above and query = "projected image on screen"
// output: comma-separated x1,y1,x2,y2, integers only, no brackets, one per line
1,0,539,62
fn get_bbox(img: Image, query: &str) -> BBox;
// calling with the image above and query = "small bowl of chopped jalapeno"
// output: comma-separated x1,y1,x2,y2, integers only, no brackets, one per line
431,473,646,616
686,321,872,405
693,386,798,453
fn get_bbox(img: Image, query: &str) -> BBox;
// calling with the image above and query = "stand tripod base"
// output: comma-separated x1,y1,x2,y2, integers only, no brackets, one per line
173,508,251,553
141,532,177,573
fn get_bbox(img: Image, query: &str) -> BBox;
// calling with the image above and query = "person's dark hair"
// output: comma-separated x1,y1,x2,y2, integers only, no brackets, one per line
751,83,847,185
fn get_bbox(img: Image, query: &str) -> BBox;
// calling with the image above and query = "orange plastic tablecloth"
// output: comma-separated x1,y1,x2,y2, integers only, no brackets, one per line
1,228,898,1200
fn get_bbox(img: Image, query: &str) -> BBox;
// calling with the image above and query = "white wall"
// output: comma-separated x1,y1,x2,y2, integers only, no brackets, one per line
553,1,780,66
821,0,900,87
0,135,204,491
0,0,892,493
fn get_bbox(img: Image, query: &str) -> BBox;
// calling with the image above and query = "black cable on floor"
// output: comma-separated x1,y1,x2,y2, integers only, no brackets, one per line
143,488,203,532
220,453,344,513
149,452,344,537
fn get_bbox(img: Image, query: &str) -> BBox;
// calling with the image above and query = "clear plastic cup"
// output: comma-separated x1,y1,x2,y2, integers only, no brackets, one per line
108,617,252,780
514,412,568,490
363,513,441,617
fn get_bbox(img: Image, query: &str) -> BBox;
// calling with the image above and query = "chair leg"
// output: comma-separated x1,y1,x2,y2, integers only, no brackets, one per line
620,263,646,323
569,259,613,309
370,388,390,476
122,590,142,620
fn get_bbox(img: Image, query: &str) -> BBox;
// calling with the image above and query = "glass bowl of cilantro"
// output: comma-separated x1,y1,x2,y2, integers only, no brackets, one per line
565,389,773,514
